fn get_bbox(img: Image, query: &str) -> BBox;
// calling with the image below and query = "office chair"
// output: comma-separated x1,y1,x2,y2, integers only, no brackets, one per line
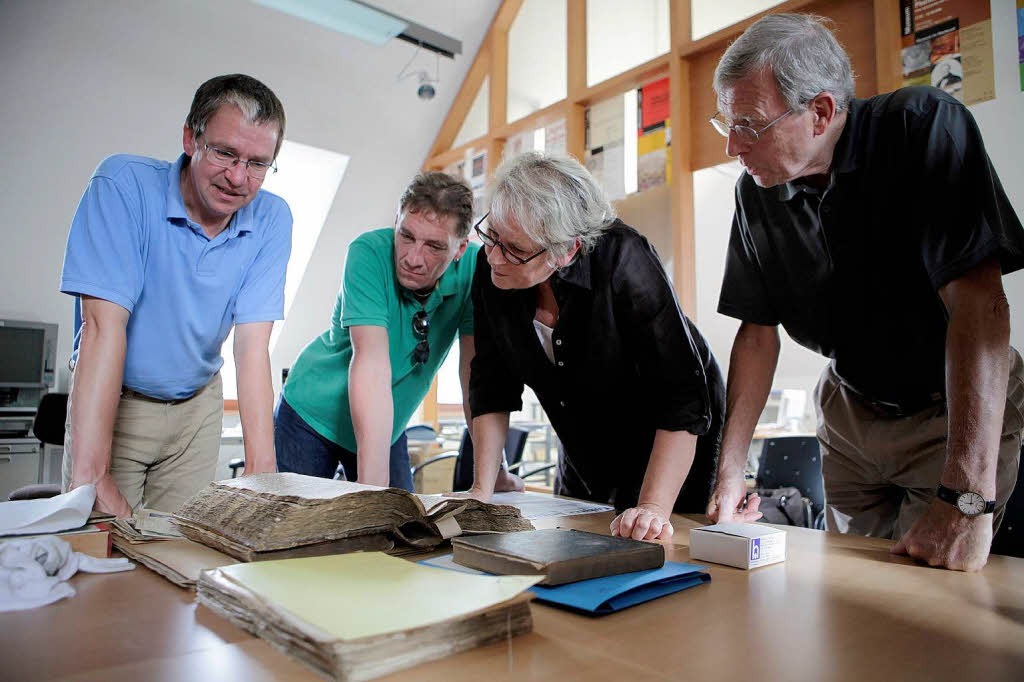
404,424,438,442
756,436,826,529
411,426,545,492
991,448,1024,558
8,392,68,501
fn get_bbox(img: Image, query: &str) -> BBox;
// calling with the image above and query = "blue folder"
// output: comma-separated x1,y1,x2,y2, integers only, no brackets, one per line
420,555,710,615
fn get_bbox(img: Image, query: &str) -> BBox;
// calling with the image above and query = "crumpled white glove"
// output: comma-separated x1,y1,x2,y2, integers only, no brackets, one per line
0,535,134,612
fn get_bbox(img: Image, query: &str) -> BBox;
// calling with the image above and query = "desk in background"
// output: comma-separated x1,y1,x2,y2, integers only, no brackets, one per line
3,510,1023,681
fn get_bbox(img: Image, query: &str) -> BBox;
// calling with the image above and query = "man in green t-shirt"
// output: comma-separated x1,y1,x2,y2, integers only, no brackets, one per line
274,172,524,493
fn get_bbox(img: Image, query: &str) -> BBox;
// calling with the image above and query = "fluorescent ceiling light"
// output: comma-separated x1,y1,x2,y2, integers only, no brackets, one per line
252,0,462,58
252,0,407,45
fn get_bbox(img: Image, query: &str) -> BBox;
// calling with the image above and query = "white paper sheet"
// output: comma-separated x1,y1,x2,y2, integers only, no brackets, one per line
0,485,96,536
489,491,614,520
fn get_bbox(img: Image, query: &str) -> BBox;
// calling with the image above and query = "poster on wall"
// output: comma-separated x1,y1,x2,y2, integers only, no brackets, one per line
899,0,994,105
1018,0,1024,91
466,148,487,218
637,78,671,192
504,129,536,160
585,97,626,201
545,119,567,155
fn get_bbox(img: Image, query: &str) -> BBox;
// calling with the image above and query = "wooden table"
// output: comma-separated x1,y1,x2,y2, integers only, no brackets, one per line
3,513,1023,681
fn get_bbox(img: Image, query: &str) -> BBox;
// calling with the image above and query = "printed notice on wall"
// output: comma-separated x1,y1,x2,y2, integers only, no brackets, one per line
637,77,671,192
545,119,567,155
1018,0,1024,91
900,0,994,105
585,96,626,201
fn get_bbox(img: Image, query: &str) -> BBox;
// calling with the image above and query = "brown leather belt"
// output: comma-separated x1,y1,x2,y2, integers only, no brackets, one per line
120,387,195,405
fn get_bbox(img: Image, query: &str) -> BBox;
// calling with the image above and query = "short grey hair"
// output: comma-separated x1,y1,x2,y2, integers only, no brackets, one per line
714,14,855,112
185,74,287,159
487,151,616,265
399,171,474,239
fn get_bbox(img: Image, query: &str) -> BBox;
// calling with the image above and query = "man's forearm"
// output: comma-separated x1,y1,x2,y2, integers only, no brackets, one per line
719,323,780,478
70,317,127,486
350,355,393,486
943,304,1009,499
235,347,275,472
469,412,509,497
638,429,698,513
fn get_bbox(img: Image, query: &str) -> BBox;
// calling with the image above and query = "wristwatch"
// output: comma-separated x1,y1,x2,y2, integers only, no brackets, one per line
936,484,995,517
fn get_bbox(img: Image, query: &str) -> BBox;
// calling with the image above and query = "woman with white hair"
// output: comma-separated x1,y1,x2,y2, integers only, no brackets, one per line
462,151,725,541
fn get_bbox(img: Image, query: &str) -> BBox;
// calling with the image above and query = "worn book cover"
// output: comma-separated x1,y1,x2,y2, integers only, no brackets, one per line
196,552,541,681
173,473,533,562
451,528,665,585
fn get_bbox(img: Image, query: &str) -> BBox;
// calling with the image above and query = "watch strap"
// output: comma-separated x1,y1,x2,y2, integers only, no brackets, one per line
936,484,996,514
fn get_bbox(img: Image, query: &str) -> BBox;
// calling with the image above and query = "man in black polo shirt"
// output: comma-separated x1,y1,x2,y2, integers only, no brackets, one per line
704,14,1024,571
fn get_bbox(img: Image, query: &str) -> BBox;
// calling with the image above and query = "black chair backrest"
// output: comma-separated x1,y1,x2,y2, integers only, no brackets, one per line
756,436,825,519
32,392,68,446
404,424,438,442
503,427,529,467
452,429,475,491
991,450,1024,558
452,426,530,491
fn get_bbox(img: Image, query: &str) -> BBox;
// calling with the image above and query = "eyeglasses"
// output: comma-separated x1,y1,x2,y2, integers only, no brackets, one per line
709,108,794,145
473,213,547,266
200,136,277,179
412,310,430,365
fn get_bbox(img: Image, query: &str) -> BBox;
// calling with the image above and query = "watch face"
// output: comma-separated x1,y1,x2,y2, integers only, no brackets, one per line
957,492,987,516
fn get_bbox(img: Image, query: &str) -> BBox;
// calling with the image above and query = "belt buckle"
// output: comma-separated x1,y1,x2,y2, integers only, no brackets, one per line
871,399,907,418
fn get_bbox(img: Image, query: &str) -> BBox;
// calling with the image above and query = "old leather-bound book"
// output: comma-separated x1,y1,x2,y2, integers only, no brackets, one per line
197,552,541,681
173,473,533,562
451,528,665,585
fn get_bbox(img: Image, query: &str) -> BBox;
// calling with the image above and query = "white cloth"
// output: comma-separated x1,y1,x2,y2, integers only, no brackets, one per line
0,535,134,612
0,484,96,535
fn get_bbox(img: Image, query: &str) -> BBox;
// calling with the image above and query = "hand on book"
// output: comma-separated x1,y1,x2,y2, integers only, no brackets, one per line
494,469,525,493
445,486,492,503
87,475,133,519
610,503,674,542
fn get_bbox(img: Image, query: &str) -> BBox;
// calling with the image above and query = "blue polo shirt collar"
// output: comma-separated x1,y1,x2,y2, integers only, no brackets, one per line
165,154,253,238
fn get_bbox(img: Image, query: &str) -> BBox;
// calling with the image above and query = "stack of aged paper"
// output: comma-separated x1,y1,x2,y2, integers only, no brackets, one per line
197,552,541,681
174,473,534,562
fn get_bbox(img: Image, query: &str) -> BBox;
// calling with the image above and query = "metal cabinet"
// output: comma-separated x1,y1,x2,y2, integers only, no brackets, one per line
0,439,43,500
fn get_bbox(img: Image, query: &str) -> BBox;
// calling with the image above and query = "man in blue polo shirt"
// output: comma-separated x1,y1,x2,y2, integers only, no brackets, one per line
59,74,292,516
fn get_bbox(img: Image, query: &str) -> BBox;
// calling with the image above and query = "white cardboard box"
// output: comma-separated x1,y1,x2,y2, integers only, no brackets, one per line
689,522,786,569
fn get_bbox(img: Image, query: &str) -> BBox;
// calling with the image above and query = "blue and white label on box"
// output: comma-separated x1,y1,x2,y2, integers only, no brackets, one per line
750,538,761,561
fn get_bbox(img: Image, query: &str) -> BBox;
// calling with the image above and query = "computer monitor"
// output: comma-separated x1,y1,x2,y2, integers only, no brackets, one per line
0,320,58,388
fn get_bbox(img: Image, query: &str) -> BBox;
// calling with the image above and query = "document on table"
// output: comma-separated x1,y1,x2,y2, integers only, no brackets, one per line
422,554,710,615
0,485,95,536
489,491,614,520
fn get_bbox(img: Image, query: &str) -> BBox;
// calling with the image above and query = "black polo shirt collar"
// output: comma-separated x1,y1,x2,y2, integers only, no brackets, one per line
552,249,592,290
774,98,865,202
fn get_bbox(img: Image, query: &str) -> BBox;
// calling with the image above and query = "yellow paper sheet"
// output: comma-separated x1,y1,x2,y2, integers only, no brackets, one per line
217,552,541,641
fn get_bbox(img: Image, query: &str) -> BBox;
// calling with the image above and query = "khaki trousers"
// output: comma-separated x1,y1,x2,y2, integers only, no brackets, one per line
63,373,223,514
815,350,1024,539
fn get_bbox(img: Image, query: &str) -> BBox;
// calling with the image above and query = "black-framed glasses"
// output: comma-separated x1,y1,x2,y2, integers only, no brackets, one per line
412,310,430,365
473,213,547,266
200,135,278,179
709,108,794,145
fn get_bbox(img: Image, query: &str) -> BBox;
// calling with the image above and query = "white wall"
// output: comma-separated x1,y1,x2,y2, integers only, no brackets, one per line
693,0,1024,409
0,0,499,394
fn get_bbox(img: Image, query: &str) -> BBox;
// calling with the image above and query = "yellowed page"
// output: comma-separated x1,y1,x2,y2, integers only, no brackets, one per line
217,552,541,640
